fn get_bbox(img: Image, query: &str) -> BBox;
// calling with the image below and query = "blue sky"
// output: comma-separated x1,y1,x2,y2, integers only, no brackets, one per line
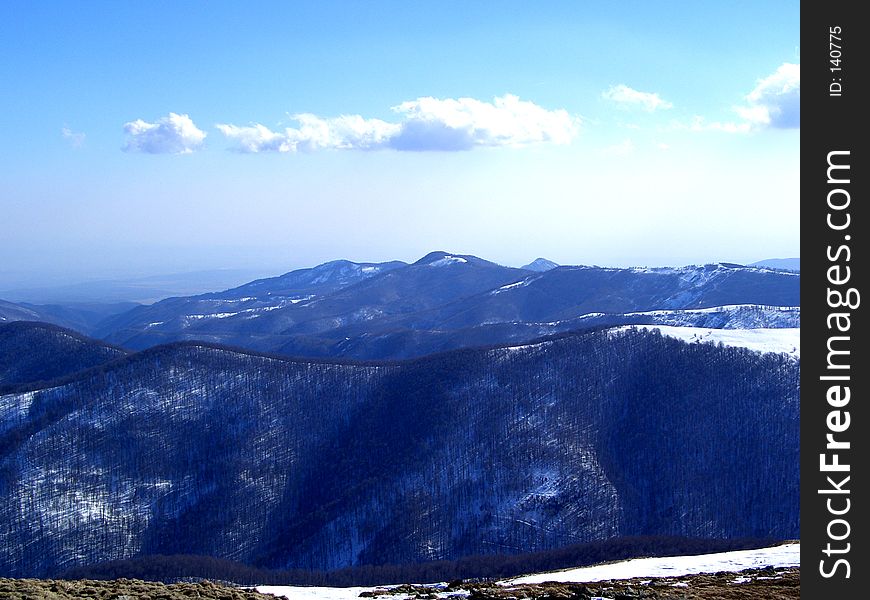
0,1,799,286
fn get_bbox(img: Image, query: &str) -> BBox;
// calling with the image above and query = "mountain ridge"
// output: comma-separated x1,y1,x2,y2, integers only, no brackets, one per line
91,254,799,359
0,326,799,577
0,321,128,389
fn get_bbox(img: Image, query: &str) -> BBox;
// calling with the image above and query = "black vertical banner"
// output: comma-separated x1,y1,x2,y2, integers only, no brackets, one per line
801,2,867,596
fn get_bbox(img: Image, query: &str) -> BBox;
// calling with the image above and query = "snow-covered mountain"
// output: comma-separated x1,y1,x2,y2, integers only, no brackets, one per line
215,259,408,299
0,327,798,578
90,254,799,360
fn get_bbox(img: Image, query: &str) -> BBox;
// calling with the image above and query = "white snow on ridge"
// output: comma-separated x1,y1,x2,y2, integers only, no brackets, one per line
187,312,240,320
619,325,800,358
509,542,799,584
429,255,468,267
495,280,525,292
624,304,798,317
626,264,800,277
491,275,542,295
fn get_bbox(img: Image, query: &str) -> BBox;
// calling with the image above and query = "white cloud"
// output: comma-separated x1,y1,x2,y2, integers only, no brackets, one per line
674,63,800,134
61,126,86,148
602,85,673,111
737,62,800,129
389,94,578,150
123,113,207,154
216,115,399,153
217,94,579,153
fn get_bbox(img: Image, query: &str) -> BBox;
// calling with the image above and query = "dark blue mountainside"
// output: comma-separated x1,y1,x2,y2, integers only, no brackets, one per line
93,253,799,360
0,327,799,578
0,321,127,389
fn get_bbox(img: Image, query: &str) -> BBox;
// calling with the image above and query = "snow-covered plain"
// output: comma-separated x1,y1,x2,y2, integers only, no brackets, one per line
256,543,799,599
510,542,799,584
617,325,800,358
256,586,375,600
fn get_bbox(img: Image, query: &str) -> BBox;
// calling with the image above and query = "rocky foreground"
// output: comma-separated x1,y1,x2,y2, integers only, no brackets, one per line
0,578,275,600
1,567,800,600
371,567,800,599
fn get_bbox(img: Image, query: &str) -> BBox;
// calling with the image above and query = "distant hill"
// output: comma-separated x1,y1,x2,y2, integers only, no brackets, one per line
95,253,800,359
0,299,43,323
95,252,530,350
0,327,798,578
215,259,408,299
520,258,559,272
0,321,127,389
290,304,800,360
16,301,141,334
749,258,800,271
1,297,139,335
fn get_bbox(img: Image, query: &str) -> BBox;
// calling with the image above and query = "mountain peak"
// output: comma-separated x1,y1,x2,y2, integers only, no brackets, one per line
521,258,559,272
413,251,476,267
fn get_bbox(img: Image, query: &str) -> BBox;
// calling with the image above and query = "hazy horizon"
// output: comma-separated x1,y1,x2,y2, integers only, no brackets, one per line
0,250,800,307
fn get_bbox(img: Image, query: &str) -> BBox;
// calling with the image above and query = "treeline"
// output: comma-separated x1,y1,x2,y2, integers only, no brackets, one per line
60,535,781,586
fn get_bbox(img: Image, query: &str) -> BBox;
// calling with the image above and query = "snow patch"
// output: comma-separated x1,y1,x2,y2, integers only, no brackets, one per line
491,276,541,295
0,392,36,433
186,312,240,320
496,281,525,292
429,256,468,267
624,304,797,317
256,586,375,600
257,544,799,600
509,542,799,584
619,325,800,358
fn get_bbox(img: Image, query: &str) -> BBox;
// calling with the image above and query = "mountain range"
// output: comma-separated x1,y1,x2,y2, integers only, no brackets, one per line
0,324,798,578
0,251,801,579
1,253,800,362
71,252,799,360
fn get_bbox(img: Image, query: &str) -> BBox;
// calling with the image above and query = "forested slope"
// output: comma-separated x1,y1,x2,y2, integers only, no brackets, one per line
0,328,799,577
